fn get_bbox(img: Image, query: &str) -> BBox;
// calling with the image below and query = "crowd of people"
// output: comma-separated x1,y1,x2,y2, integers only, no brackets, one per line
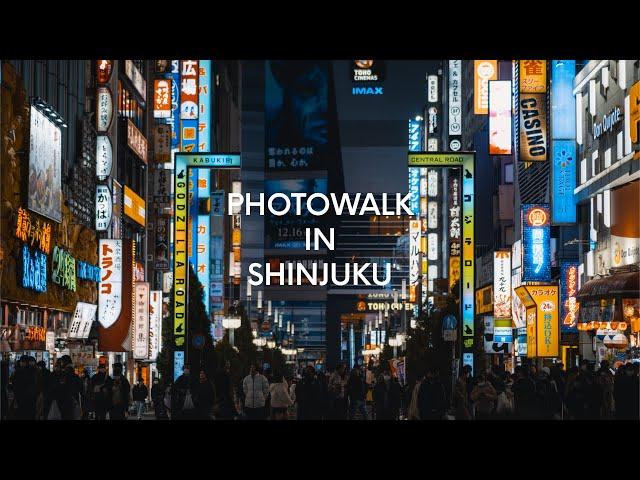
411,359,639,421
3,354,638,420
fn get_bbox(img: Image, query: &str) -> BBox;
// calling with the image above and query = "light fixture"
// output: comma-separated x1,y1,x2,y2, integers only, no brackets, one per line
266,340,276,349
222,316,241,329
410,319,417,329
253,337,266,347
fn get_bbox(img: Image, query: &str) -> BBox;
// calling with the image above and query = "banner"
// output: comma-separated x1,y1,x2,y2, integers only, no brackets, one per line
98,240,122,328
199,59,212,152
474,60,497,114
95,185,112,231
519,93,548,161
489,80,512,155
409,220,421,303
180,60,199,120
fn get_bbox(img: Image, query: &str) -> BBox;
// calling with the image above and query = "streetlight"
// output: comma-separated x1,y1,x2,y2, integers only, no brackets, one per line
222,316,241,347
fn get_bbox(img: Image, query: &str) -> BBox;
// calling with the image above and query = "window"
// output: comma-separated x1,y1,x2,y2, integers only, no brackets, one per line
504,163,514,183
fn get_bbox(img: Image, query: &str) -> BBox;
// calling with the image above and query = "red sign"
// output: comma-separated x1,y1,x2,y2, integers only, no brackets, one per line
127,119,148,164
97,60,113,84
180,60,199,120
154,79,172,119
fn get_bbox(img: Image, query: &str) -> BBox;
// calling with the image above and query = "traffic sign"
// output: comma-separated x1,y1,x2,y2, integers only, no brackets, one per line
192,333,205,350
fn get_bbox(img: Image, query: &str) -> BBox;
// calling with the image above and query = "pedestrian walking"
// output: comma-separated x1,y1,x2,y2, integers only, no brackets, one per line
108,363,130,420
373,370,401,420
512,366,537,419
454,365,472,420
173,364,195,420
269,372,293,420
90,364,112,421
470,372,498,420
329,363,348,419
418,368,447,420
296,366,322,420
214,361,237,420
494,373,514,419
193,370,216,420
595,360,615,419
132,378,149,420
614,363,639,421
10,355,38,420
346,364,367,420
242,363,270,420
151,378,165,419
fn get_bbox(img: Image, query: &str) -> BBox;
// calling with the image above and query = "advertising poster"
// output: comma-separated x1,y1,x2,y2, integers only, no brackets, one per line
265,61,331,171
29,106,62,223
154,78,172,119
610,180,640,268
448,60,462,137
488,80,512,155
264,178,328,249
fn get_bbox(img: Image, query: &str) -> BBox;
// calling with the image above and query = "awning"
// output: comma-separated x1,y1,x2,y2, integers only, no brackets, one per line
577,271,640,299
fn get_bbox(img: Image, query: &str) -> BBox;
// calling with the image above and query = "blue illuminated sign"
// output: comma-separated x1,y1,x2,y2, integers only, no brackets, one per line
168,61,181,150
408,118,423,215
522,204,551,282
552,140,577,223
352,87,383,95
21,245,47,292
551,60,576,139
77,260,101,283
173,351,184,381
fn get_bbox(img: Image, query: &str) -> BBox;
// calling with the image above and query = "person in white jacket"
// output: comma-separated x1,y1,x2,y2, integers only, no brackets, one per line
242,364,270,420
269,373,293,420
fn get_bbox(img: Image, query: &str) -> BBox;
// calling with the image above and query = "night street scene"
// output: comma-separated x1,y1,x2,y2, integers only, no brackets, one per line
2,57,640,423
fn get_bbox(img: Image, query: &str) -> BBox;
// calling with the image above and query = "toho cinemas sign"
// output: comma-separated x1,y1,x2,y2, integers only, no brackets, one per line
519,93,548,161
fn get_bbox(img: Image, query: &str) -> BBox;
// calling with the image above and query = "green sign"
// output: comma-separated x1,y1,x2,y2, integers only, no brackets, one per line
52,246,76,292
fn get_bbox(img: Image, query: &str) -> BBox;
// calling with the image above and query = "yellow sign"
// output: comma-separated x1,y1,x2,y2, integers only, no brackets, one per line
475,285,493,314
630,81,640,144
517,285,559,358
526,306,537,358
15,207,52,254
474,60,498,114
123,185,146,227
449,256,460,292
519,60,547,93
408,153,474,167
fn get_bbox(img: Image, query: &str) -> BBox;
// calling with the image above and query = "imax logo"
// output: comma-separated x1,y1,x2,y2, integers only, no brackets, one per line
352,87,384,95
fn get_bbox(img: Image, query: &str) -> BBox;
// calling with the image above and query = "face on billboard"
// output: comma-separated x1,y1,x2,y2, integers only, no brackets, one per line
266,61,329,147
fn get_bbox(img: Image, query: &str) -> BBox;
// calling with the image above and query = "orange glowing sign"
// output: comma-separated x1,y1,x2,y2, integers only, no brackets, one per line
527,207,548,227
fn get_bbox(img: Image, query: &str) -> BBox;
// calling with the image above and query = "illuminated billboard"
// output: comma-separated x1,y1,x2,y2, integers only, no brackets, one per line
551,140,577,223
560,262,579,333
474,60,497,114
493,251,511,319
519,60,547,93
489,80,512,155
522,204,551,282
519,93,548,161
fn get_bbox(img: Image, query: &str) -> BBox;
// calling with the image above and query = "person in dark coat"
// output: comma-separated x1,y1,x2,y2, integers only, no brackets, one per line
151,378,165,419
193,370,216,420
132,378,149,420
347,364,367,420
172,364,194,420
511,366,537,419
418,368,447,420
108,363,130,420
296,366,322,420
614,363,640,420
11,355,38,420
373,371,401,420
214,361,237,419
90,364,112,420
315,371,330,420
